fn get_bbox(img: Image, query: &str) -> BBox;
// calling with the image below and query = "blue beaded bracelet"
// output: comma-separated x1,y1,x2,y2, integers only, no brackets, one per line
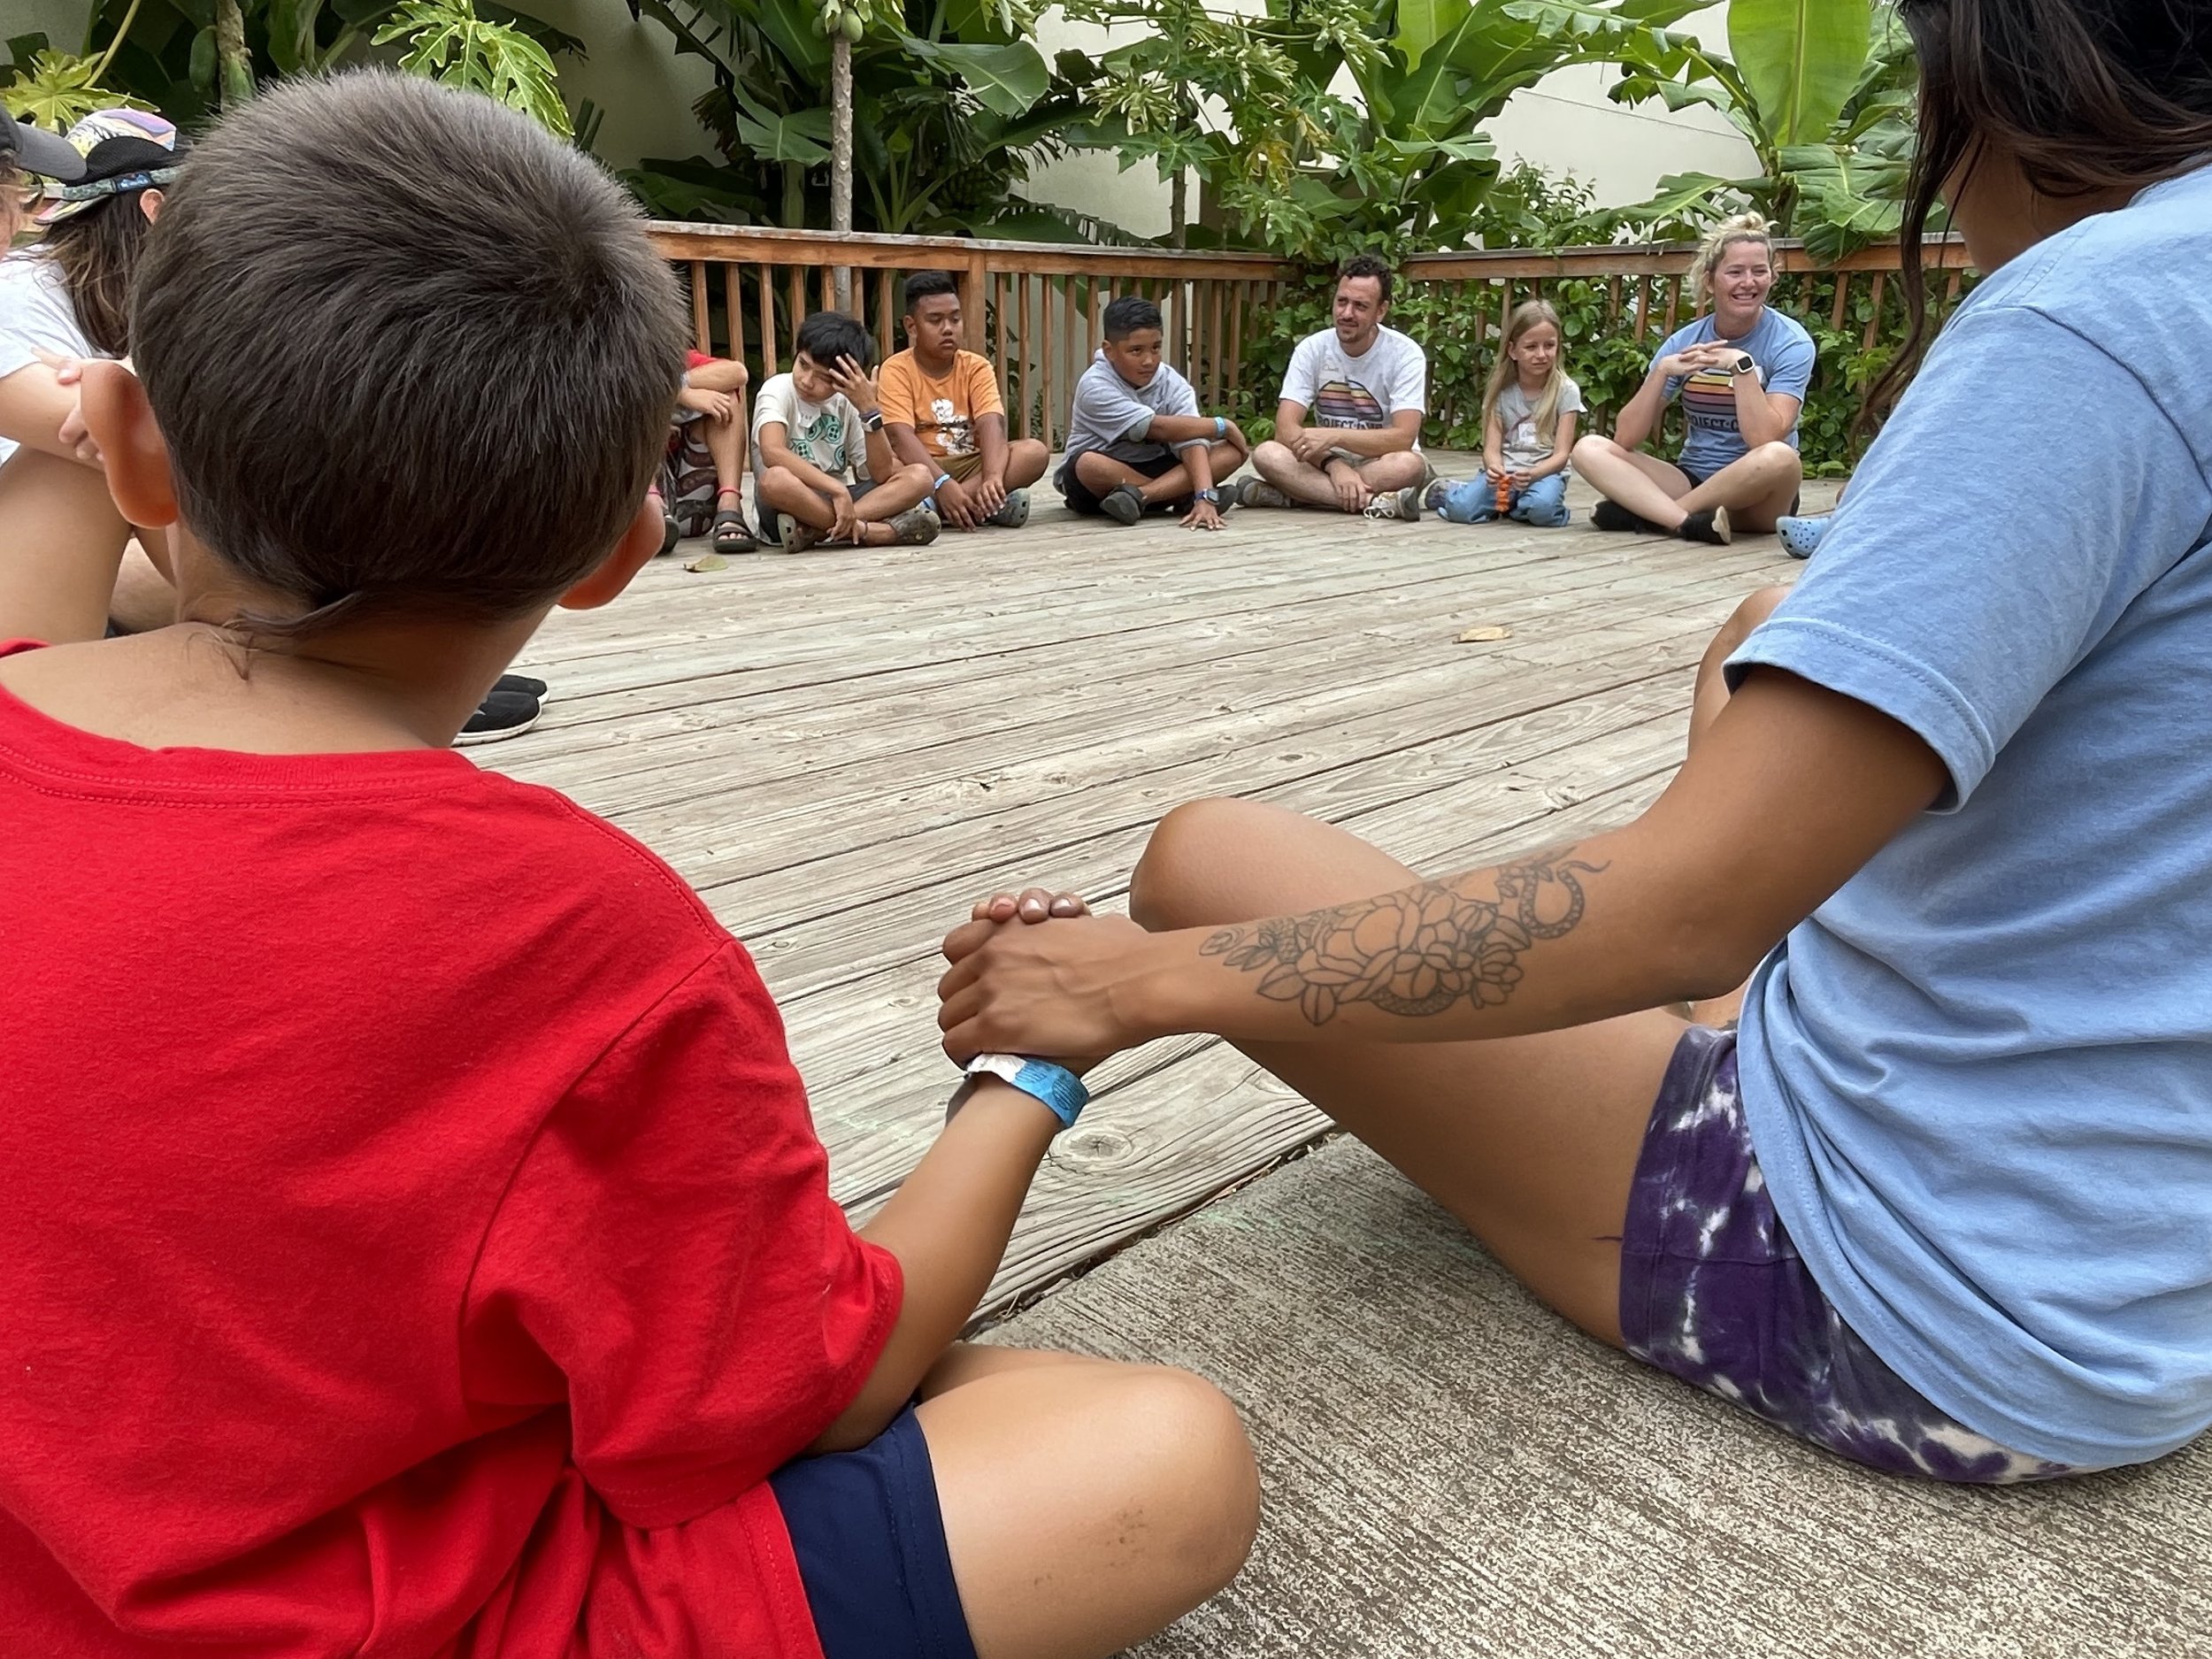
951,1053,1089,1132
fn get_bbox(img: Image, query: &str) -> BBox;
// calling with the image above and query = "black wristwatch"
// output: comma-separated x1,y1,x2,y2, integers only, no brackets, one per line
861,408,885,432
1729,352,1757,376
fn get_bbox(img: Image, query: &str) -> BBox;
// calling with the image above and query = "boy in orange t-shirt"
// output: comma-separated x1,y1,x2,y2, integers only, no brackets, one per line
878,270,1049,530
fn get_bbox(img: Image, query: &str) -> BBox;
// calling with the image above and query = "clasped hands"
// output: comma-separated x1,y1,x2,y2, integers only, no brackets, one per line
937,887,1159,1072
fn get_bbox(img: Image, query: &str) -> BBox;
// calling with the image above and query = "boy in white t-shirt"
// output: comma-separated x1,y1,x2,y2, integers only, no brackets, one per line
751,311,940,553
1229,254,1431,520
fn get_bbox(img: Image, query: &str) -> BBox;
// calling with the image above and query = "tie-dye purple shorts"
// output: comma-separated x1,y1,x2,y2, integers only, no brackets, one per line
1618,1024,2089,1484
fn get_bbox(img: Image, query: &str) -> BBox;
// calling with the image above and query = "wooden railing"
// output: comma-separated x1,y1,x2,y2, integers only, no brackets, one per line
646,223,1974,450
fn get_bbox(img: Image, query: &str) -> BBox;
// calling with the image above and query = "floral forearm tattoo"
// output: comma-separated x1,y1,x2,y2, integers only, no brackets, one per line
1198,847,1608,1025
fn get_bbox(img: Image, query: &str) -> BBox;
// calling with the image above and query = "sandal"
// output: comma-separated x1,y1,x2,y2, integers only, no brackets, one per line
712,497,757,555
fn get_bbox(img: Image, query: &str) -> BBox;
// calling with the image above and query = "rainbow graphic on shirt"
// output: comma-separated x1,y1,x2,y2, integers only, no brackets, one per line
1678,363,1760,440
1313,378,1387,429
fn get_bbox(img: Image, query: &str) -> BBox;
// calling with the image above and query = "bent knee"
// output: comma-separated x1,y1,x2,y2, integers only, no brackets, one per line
759,464,801,492
1755,442,1803,473
1572,434,1617,462
1115,1367,1260,1591
1131,797,1265,930
1251,440,1294,469
900,462,937,489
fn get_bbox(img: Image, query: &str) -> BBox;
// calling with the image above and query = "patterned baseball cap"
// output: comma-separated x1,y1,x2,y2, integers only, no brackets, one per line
0,106,87,182
35,108,184,226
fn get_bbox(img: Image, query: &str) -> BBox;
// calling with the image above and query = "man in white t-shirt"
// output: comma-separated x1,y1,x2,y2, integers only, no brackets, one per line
1230,255,1430,520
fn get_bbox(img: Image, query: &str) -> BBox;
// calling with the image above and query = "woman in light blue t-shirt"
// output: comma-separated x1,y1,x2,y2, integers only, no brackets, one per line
1571,213,1816,547
944,0,2212,1486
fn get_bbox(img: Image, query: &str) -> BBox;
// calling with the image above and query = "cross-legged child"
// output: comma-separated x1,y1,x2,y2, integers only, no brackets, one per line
879,269,1049,530
752,311,941,552
1058,295,1247,530
1423,300,1583,528
0,72,1256,1659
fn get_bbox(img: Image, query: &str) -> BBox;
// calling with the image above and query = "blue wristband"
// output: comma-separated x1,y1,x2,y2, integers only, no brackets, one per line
956,1053,1088,1131
932,472,953,494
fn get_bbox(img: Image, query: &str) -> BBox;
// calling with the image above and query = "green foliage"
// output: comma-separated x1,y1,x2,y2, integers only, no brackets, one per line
373,0,570,135
623,0,1079,236
1606,0,1920,255
44,0,588,133
1,38,152,131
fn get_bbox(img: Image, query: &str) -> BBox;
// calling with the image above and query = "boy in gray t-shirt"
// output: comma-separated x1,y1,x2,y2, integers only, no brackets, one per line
1057,296,1248,529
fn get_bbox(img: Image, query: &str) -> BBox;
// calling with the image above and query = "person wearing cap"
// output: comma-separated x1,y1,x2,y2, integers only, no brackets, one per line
0,110,178,648
0,104,88,241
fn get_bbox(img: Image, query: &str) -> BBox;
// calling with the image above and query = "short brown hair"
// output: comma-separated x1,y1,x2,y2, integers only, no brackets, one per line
131,71,687,636
1337,252,1394,304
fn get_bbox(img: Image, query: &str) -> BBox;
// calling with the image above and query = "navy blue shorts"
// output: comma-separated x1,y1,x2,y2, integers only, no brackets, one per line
768,1406,979,1659
1618,1025,2086,1484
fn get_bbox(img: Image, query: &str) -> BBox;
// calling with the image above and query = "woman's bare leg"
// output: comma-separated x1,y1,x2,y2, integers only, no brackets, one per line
1678,442,1804,532
1130,801,1688,1345
918,1344,1258,1659
1570,437,1695,526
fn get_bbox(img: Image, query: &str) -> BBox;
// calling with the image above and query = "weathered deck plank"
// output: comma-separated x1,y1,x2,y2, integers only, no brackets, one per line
491,464,1829,1309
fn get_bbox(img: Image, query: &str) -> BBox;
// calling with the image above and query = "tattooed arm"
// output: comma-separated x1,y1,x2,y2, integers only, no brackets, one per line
937,670,1947,1057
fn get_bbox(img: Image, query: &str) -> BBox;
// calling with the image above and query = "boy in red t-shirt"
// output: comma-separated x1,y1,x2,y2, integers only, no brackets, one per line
0,72,1255,1659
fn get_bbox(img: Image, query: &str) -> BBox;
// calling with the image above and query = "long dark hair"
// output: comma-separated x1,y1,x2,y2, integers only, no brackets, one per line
42,191,157,357
1870,0,2212,416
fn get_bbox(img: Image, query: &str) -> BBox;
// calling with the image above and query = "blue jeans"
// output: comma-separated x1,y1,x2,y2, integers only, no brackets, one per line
1436,472,1571,527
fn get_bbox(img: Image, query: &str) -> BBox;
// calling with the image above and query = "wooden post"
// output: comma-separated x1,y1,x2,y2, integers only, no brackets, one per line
725,266,745,369
1018,276,1035,441
1831,273,1851,331
1862,272,1887,351
877,269,896,363
994,272,1009,380
1044,280,1061,454
1060,278,1079,448
757,265,779,377
1227,280,1245,414
689,262,711,355
1207,280,1224,404
962,252,988,354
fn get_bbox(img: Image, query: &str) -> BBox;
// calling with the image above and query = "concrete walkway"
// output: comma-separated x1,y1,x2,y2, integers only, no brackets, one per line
994,1133,2212,1658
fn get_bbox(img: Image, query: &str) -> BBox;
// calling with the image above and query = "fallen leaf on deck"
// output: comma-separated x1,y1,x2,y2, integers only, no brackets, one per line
685,554,729,573
1455,625,1513,642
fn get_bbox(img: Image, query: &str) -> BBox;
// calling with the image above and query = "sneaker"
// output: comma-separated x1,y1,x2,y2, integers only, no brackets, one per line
987,488,1031,529
1775,513,1828,559
1100,483,1146,526
1362,485,1423,522
887,503,941,545
1678,506,1733,546
495,672,547,701
1421,479,1452,514
1591,498,1665,534
1224,477,1291,511
454,688,541,747
656,509,681,556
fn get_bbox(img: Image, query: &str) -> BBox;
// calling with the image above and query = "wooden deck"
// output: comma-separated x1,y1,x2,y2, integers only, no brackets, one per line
493,461,1834,1314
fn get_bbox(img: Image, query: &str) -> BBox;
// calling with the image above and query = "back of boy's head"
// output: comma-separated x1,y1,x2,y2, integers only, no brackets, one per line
1103,295,1161,342
795,310,874,371
131,72,687,633
902,270,958,314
